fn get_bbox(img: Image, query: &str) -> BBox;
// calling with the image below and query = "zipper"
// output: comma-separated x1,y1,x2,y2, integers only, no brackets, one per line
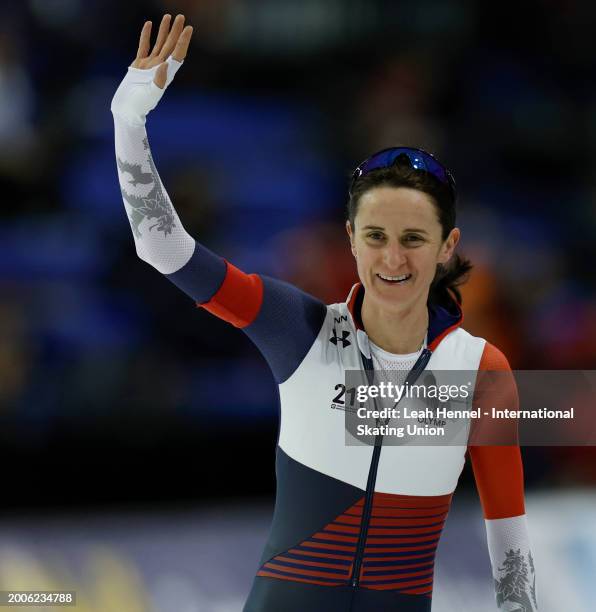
350,347,432,588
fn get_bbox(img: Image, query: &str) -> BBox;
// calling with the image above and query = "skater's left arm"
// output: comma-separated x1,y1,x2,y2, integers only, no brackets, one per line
468,343,539,611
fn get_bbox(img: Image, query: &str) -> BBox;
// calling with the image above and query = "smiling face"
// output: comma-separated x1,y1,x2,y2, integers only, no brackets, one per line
346,186,460,312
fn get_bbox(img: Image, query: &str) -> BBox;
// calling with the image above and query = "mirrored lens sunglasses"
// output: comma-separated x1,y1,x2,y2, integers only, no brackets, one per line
349,146,457,200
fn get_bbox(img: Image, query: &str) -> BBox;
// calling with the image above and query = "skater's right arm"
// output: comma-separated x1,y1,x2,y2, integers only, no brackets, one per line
111,14,326,383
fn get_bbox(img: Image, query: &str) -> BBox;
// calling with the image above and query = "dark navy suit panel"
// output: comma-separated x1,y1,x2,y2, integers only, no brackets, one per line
164,240,227,302
243,578,432,612
243,275,327,384
257,446,365,567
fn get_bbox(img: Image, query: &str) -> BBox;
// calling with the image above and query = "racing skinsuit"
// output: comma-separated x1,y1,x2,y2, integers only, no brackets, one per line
111,56,538,612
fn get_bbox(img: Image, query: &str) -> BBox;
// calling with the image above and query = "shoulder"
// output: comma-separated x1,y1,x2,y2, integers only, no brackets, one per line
430,326,486,370
472,340,518,414
450,326,512,371
326,299,349,317
478,341,512,372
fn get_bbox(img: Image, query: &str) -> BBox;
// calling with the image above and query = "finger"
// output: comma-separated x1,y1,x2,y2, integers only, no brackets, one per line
135,21,152,61
150,14,172,57
153,62,168,89
172,25,193,62
159,14,185,60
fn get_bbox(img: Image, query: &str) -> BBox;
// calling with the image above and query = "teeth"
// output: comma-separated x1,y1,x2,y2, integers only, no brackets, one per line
378,273,410,282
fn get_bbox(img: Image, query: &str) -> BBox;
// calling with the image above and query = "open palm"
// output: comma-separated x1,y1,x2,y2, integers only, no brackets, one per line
132,14,193,89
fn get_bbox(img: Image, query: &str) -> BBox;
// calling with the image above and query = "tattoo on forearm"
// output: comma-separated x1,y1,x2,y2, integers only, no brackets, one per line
495,548,537,611
117,138,176,238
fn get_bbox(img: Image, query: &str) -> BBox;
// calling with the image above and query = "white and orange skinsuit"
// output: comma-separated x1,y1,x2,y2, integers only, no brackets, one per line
111,56,538,612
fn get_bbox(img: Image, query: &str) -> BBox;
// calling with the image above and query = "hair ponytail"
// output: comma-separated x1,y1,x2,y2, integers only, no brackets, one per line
429,254,473,308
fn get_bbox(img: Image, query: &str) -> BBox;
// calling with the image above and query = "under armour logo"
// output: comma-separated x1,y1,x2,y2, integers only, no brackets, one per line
330,328,351,348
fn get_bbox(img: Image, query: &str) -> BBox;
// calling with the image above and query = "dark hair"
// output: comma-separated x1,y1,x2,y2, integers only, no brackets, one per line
347,159,472,309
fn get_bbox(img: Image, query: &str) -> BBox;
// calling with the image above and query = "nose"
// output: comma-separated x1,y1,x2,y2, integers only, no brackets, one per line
383,241,407,270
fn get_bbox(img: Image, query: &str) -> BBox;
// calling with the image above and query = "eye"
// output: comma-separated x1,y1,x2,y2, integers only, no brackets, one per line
367,232,385,241
403,234,424,244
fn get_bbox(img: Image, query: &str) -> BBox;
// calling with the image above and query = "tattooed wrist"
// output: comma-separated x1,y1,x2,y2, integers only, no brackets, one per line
495,548,538,611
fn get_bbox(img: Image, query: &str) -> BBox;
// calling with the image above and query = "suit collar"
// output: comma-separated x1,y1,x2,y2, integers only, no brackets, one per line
345,282,463,352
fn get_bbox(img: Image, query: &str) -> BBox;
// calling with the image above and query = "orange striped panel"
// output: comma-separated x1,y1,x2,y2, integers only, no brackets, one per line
358,492,451,594
257,491,452,597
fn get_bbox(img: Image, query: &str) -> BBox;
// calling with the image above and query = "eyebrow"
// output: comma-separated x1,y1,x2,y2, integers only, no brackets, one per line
361,225,428,234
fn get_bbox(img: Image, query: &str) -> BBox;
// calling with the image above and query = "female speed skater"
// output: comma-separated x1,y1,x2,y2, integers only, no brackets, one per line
111,14,538,612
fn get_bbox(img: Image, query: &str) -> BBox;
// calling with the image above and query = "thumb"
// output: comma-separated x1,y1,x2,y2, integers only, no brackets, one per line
153,62,168,89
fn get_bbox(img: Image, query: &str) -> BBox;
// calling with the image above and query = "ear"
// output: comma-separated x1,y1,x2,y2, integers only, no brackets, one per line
346,220,357,258
438,227,460,264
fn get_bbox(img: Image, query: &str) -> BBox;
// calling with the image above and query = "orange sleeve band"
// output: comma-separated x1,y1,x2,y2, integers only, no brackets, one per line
199,260,264,328
469,342,525,519
468,445,526,519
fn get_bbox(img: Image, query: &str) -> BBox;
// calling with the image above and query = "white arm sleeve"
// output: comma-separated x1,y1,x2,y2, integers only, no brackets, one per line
486,514,539,611
111,57,195,274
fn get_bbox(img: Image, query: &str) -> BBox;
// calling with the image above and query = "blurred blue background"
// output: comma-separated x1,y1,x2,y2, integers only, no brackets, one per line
0,0,595,609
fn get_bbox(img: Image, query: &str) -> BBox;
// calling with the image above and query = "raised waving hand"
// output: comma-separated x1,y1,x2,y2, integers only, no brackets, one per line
111,14,194,126
111,14,196,273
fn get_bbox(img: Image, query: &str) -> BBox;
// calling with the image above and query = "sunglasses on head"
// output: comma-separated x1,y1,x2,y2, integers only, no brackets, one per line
349,146,457,200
